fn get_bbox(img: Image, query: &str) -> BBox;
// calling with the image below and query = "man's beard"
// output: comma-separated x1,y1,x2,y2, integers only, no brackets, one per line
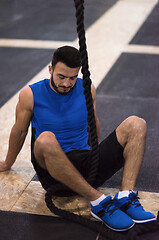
50,75,71,95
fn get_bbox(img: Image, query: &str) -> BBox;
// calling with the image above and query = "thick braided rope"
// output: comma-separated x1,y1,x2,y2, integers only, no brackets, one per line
45,185,126,240
74,0,99,185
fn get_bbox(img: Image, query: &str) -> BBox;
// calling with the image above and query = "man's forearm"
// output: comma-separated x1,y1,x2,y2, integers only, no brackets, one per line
4,124,28,169
95,116,100,144
88,116,100,147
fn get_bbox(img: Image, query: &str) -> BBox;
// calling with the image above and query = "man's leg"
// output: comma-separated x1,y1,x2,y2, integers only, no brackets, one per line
116,115,147,190
34,131,102,201
115,116,155,222
33,130,134,231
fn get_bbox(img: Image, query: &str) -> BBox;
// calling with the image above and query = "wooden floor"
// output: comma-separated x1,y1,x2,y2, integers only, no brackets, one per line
1,177,159,218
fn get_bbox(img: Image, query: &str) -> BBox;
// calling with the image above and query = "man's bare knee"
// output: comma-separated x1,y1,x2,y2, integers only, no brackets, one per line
34,131,58,168
35,131,58,152
126,116,147,136
116,116,147,147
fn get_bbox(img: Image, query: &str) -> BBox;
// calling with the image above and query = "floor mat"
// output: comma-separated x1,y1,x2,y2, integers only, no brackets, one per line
0,211,158,240
0,211,104,240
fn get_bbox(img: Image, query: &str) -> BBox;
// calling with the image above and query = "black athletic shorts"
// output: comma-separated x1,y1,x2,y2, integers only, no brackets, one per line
31,130,124,191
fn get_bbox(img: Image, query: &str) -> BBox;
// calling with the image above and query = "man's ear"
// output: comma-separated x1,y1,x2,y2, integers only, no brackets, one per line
48,65,53,74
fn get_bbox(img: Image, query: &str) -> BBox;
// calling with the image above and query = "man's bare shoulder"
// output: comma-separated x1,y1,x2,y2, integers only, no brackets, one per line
18,86,33,111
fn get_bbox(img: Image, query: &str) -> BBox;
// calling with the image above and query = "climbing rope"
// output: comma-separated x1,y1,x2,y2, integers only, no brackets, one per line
74,0,99,185
45,0,159,239
45,185,125,240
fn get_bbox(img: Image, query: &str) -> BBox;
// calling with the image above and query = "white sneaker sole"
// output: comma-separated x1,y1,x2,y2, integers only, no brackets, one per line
133,217,156,223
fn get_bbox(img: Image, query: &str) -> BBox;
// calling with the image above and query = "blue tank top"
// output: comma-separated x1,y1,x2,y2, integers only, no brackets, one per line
29,78,90,152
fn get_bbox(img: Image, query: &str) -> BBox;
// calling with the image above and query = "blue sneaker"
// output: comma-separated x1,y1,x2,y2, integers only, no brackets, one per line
114,191,156,223
91,196,135,231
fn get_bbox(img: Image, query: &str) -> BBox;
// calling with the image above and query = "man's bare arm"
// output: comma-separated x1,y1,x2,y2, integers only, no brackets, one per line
91,84,100,143
88,84,100,146
0,87,33,171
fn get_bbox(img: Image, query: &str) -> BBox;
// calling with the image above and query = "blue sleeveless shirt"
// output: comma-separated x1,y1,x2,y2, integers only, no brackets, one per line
29,78,90,152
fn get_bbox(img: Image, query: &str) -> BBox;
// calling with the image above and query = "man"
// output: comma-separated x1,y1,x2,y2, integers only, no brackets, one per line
0,46,155,231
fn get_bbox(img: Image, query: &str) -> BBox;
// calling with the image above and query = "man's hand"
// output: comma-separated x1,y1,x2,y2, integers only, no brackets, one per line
0,161,11,172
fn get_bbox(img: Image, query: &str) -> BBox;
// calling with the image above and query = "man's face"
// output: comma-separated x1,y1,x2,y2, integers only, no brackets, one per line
50,62,80,95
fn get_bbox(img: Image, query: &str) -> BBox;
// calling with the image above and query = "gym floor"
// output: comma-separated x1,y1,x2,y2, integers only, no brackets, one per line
0,0,159,219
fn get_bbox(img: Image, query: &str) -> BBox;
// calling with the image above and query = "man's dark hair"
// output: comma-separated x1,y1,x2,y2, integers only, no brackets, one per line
52,46,81,68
